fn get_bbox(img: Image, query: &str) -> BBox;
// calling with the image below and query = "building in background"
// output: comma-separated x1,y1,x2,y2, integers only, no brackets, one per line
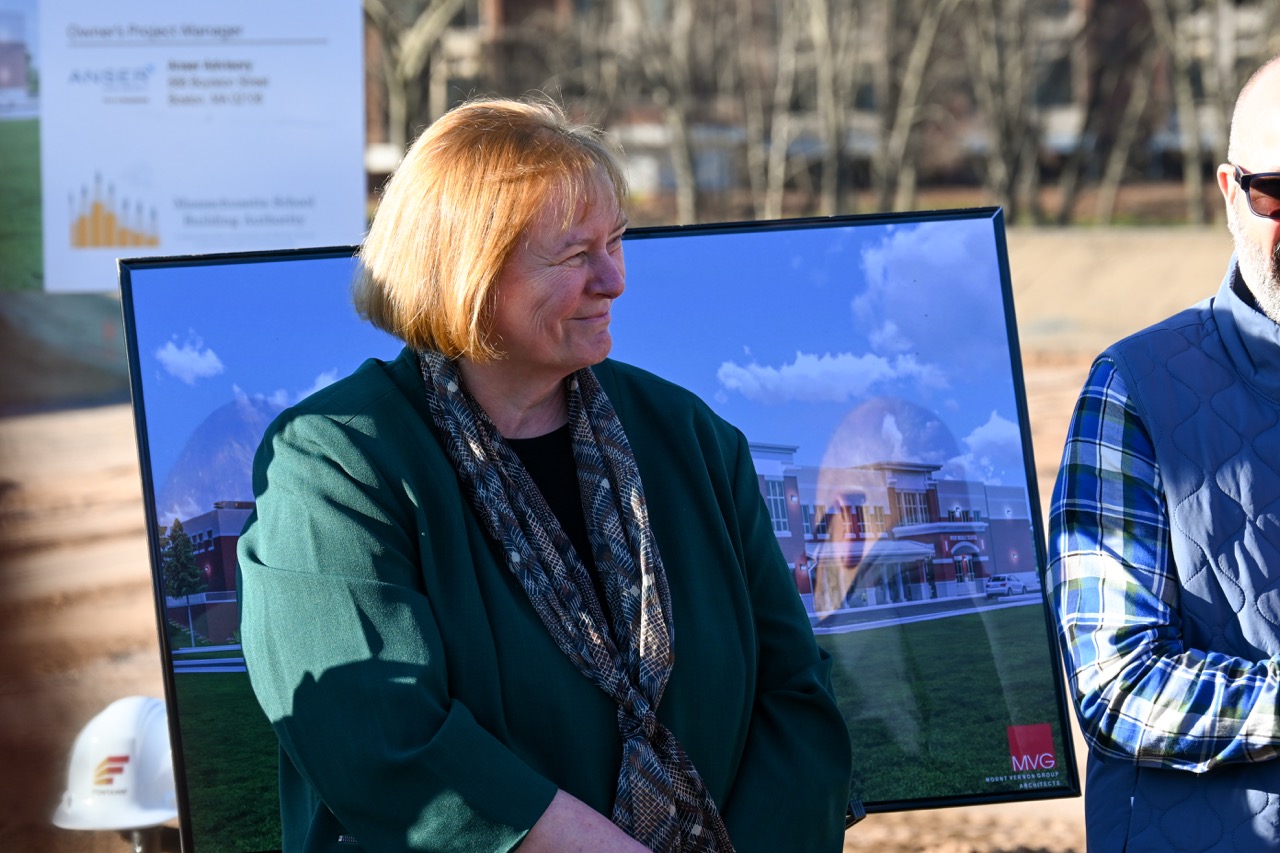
363,0,1279,225
750,443,1036,611
0,8,35,115
164,500,253,644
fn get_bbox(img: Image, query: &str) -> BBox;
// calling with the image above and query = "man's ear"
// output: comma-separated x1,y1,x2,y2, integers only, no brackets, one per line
1216,163,1236,206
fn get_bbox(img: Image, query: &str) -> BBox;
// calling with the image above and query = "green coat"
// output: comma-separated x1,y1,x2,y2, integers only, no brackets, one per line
238,346,852,853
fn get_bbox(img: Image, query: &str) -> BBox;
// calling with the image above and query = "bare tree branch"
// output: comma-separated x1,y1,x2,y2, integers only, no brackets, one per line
874,0,959,212
1095,43,1158,224
364,0,468,150
1146,0,1207,224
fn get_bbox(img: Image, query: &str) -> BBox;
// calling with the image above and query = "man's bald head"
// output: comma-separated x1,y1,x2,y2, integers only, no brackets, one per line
1221,54,1280,323
1228,55,1280,165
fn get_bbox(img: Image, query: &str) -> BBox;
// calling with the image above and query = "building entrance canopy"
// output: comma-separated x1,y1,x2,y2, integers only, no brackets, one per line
807,539,936,563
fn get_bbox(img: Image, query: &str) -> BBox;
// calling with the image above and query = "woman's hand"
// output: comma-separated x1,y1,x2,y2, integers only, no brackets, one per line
518,790,650,852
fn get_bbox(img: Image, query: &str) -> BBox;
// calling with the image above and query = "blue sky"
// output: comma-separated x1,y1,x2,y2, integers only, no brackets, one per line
126,210,1033,522
126,252,398,497
613,212,1031,487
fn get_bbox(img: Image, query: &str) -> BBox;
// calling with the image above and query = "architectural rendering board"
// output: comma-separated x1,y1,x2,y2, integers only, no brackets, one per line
120,208,1078,852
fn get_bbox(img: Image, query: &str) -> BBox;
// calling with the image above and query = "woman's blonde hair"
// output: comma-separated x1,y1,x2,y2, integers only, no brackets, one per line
354,96,628,360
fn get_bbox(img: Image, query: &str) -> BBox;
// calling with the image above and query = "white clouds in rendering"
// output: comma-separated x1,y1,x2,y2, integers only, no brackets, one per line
232,384,280,411
713,220,997,409
230,368,339,413
868,319,912,354
296,369,338,402
879,413,907,460
717,350,947,404
621,214,1026,483
941,410,1023,484
156,336,224,384
854,220,1003,373
817,397,959,469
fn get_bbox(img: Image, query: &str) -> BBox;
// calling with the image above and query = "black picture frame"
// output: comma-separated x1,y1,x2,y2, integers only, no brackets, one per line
120,207,1079,853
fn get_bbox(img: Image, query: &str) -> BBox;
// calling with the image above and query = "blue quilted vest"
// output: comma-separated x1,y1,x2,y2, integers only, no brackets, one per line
1085,261,1280,851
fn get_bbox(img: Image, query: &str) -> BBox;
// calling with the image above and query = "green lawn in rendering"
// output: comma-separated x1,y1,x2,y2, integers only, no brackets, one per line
174,671,280,852
819,604,1072,807
167,605,1072,849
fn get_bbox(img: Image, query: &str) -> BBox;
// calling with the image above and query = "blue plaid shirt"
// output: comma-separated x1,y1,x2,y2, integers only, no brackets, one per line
1049,356,1280,772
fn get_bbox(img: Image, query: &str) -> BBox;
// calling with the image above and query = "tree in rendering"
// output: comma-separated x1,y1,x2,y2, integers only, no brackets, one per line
162,518,205,648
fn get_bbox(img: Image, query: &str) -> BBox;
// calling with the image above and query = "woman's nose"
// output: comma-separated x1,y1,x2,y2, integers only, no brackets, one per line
591,248,625,297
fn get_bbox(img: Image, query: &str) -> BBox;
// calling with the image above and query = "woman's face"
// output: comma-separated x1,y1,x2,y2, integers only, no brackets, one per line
488,176,628,385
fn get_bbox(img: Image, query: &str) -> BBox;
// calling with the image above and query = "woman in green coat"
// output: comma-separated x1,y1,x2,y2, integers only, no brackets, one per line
238,96,852,853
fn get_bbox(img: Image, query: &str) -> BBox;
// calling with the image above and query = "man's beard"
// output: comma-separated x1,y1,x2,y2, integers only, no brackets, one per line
1227,203,1280,324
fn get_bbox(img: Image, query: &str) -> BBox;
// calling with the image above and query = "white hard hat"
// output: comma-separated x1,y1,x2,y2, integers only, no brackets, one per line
52,696,179,831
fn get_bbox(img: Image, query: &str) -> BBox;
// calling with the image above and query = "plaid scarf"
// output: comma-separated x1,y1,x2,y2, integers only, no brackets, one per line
419,350,733,852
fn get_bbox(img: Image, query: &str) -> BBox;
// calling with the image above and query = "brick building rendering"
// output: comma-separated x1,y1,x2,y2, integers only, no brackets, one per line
165,500,253,644
750,443,1036,612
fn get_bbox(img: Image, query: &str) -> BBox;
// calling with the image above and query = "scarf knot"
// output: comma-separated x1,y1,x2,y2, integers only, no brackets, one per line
621,702,659,743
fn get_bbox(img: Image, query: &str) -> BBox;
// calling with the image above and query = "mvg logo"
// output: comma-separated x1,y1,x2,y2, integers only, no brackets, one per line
94,754,130,787
1007,724,1056,772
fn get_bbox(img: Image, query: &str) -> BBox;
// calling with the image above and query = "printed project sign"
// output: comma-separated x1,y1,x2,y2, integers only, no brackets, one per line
37,0,363,292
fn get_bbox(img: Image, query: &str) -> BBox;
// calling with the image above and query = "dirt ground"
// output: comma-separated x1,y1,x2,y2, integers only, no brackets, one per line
0,225,1235,852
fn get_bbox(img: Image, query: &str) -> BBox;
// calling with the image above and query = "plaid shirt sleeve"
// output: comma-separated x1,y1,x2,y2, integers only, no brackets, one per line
1048,356,1280,772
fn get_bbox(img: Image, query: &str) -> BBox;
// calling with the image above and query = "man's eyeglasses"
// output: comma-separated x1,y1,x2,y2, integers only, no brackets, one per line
1233,165,1280,220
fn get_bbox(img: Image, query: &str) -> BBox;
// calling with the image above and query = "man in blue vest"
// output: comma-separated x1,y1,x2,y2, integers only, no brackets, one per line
1049,54,1280,852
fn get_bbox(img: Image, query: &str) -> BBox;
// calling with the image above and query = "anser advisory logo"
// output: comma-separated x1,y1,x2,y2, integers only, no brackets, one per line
66,62,158,106
67,64,157,90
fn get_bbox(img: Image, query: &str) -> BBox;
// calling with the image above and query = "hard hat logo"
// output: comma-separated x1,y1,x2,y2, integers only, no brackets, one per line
94,754,131,788
52,697,178,832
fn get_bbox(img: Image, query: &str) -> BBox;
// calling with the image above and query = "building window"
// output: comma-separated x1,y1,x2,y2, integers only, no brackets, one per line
801,504,814,537
765,479,790,534
813,505,829,538
870,506,886,534
896,491,930,525
837,505,855,538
